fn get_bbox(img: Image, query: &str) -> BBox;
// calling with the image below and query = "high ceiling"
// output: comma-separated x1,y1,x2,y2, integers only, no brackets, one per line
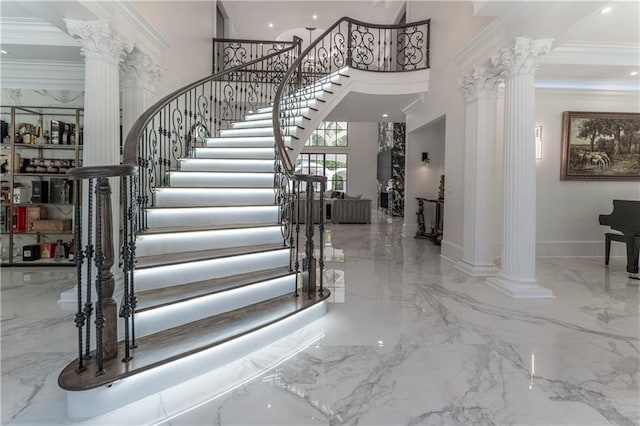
1,0,638,100
221,0,405,41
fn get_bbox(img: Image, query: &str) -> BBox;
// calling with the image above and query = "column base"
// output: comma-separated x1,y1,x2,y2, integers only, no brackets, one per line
455,259,499,277
485,274,554,299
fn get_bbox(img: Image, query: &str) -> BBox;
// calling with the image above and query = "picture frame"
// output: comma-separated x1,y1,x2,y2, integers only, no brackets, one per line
560,111,640,181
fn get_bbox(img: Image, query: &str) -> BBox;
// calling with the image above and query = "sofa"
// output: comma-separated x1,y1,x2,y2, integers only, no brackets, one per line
292,191,371,224
330,197,372,224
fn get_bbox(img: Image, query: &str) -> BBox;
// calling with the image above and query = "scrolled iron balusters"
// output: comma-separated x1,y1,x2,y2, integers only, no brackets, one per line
73,179,86,373
220,82,236,130
170,108,184,167
83,178,95,361
278,174,292,245
93,178,106,376
332,32,347,68
222,42,248,70
350,25,376,70
396,25,426,70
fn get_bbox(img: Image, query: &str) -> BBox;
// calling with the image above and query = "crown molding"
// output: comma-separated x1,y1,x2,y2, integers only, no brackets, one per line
540,41,640,67
536,87,640,99
79,1,170,60
536,79,640,92
0,17,80,47
0,60,84,90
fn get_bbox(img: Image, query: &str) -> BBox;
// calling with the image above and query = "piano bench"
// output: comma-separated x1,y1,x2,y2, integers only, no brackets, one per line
605,232,626,265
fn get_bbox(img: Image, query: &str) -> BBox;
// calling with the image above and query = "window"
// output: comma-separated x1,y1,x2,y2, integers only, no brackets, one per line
306,122,348,147
299,122,349,191
295,153,348,192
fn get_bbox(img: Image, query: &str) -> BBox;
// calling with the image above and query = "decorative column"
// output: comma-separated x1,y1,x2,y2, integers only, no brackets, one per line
66,19,134,167
121,50,164,140
456,67,499,277
486,37,554,298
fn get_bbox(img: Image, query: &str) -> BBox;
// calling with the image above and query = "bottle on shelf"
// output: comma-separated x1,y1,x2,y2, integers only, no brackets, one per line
54,239,66,262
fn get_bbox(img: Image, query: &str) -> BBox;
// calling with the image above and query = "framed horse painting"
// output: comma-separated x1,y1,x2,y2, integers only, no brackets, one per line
560,111,640,181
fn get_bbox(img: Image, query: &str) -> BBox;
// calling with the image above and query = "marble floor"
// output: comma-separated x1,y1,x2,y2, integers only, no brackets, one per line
1,214,639,425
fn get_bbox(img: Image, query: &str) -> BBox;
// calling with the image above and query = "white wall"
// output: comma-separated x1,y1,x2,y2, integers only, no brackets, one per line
404,116,446,237
533,89,640,257
131,1,216,100
347,122,378,202
404,2,492,261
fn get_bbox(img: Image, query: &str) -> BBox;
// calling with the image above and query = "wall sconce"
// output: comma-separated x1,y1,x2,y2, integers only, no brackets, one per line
422,152,430,165
535,126,542,160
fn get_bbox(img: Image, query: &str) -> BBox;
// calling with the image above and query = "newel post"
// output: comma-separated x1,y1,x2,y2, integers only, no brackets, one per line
95,177,118,367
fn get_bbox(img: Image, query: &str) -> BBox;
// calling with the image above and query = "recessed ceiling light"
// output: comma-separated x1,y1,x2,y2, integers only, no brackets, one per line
630,71,638,76
268,23,274,28
0,50,8,55
601,6,612,14
382,113,389,118
312,14,318,20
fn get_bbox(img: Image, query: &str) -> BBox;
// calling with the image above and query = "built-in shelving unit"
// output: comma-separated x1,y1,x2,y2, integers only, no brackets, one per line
1,105,83,266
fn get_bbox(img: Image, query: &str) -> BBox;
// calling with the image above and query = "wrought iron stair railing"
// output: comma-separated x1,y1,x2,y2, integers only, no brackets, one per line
212,37,302,73
60,15,430,387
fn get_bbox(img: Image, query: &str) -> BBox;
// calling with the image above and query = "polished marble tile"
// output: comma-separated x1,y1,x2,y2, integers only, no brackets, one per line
1,216,638,425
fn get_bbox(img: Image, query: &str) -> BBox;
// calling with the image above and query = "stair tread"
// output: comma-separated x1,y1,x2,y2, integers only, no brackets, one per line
135,243,287,269
156,186,275,191
147,204,277,211
58,290,329,391
170,171,275,174
138,222,279,235
136,266,293,312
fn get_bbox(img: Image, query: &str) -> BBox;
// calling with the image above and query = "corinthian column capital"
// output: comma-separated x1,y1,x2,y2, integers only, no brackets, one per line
459,66,499,103
491,37,554,79
121,50,165,93
65,19,134,65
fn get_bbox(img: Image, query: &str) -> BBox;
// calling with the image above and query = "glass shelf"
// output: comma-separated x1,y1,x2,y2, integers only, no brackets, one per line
11,144,81,150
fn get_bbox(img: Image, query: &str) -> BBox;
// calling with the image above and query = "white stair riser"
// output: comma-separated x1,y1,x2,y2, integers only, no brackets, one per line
219,127,274,137
257,98,319,114
205,136,277,147
136,226,283,257
217,127,299,138
245,108,311,122
287,81,335,100
231,117,303,129
135,249,290,290
155,188,275,207
194,147,274,159
146,206,279,228
169,172,275,188
180,159,274,172
135,275,295,338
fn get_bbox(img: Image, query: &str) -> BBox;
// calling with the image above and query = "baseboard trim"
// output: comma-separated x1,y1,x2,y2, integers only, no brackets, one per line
485,275,554,299
440,240,462,264
455,259,498,277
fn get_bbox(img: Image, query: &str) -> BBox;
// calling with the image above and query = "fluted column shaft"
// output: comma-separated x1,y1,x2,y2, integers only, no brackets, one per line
502,72,536,280
457,67,499,277
486,37,554,299
66,19,133,168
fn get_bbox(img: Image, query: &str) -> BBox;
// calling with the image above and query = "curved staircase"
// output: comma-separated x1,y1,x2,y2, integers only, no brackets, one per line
57,17,430,419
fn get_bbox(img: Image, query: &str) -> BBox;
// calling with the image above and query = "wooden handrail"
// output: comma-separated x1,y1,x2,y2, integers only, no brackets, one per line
122,42,300,165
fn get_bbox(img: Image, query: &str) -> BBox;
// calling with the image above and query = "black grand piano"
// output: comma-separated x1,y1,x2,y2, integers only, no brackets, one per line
599,200,640,278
